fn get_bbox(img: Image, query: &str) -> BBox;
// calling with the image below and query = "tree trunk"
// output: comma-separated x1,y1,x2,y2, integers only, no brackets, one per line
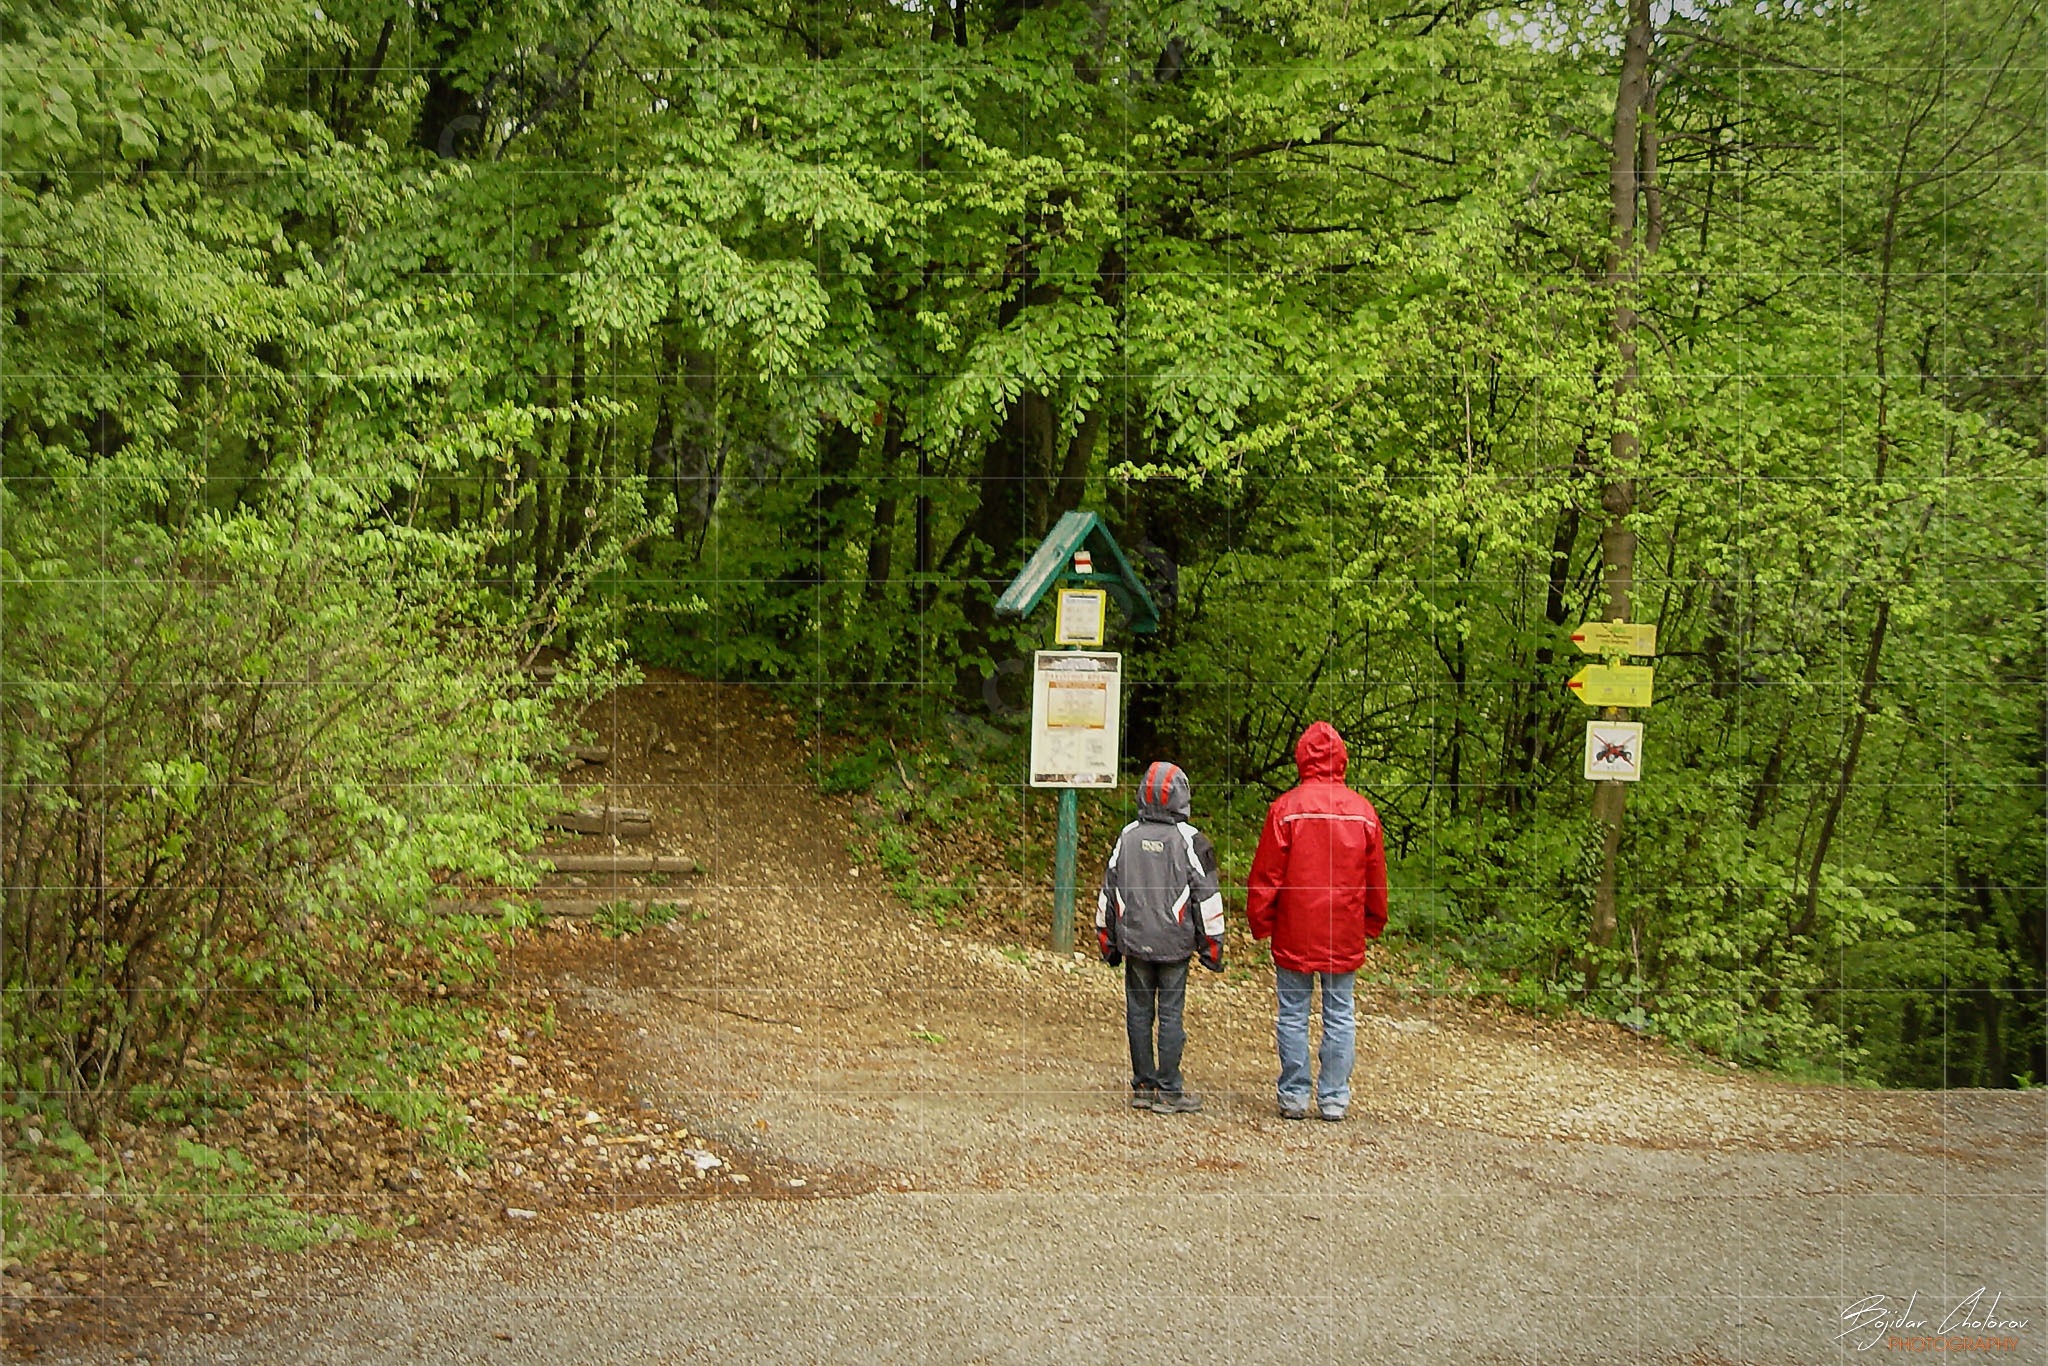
529,370,558,594
775,419,864,644
1793,600,1888,941
1048,247,1124,521
808,419,864,586
865,403,903,601
676,350,719,545
336,17,395,144
945,266,1060,693
536,333,588,589
1049,405,1102,522
1793,124,1933,942
1018,389,1059,535
505,428,539,580
1746,705,1795,831
913,443,934,612
1640,81,1663,256
644,333,680,561
1509,450,1585,810
558,327,590,573
1586,0,1655,993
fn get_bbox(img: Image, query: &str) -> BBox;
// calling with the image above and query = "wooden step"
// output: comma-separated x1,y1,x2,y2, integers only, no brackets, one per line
525,742,609,766
524,852,700,875
545,805,651,837
438,894,699,920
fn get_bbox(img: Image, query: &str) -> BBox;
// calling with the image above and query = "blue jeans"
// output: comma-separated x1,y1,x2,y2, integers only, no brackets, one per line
1125,958,1189,1095
1275,968,1356,1113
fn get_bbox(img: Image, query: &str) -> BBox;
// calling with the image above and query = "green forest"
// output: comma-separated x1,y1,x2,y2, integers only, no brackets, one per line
3,0,2042,1135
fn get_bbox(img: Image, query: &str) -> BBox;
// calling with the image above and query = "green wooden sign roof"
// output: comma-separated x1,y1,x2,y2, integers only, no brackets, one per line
994,510,1160,634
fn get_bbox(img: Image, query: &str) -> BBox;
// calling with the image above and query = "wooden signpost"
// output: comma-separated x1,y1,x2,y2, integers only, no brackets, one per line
995,512,1159,953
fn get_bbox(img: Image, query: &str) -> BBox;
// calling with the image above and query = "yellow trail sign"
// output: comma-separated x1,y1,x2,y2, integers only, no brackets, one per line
1570,620,1657,656
1567,663,1655,708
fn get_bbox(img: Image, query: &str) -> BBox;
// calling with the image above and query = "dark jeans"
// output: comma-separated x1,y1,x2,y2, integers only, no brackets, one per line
1125,958,1190,1096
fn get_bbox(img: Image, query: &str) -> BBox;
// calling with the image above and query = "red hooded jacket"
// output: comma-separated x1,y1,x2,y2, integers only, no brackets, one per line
1246,722,1388,974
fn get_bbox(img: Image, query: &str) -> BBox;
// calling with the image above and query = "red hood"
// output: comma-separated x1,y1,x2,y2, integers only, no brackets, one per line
1295,721,1348,783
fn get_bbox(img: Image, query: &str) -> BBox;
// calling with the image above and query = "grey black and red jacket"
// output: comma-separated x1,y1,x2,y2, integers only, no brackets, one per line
1096,762,1226,969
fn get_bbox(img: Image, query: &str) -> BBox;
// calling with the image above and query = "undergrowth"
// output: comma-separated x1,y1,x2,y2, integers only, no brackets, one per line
816,712,1129,940
2,985,539,1265
803,708,1842,1083
591,899,685,938
0,1113,388,1265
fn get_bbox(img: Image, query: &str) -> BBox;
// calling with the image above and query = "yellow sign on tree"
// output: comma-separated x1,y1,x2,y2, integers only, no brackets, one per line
1569,620,1658,656
1567,663,1655,708
1053,588,1108,646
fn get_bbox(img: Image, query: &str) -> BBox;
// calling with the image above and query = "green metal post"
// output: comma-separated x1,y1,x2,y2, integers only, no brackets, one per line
1052,787,1079,953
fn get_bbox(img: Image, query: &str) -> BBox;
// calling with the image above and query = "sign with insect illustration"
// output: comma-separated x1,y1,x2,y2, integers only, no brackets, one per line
1583,722,1645,781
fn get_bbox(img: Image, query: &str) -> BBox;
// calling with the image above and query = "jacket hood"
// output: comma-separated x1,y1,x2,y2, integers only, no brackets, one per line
1295,722,1348,783
1136,761,1191,822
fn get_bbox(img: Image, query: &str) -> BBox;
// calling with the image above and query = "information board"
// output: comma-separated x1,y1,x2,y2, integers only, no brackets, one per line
1029,651,1121,787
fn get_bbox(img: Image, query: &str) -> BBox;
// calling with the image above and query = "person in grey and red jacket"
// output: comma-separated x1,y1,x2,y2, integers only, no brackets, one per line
1246,721,1388,1122
1096,761,1225,1114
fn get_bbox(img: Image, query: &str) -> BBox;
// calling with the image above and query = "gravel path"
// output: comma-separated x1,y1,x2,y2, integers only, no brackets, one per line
42,680,2046,1364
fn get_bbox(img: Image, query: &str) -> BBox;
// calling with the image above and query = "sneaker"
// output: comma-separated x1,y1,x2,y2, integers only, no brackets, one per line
1128,1086,1157,1111
1149,1091,1203,1114
1278,1103,1311,1121
1319,1107,1346,1123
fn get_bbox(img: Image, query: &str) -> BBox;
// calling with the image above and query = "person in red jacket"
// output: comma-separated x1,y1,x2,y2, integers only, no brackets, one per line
1246,721,1388,1121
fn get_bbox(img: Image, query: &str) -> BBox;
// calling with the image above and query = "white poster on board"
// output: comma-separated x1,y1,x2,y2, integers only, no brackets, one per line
1029,651,1121,787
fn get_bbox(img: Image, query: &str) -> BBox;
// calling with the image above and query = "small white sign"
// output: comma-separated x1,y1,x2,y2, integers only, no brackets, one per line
1029,651,1121,787
1053,588,1107,646
1584,721,1645,781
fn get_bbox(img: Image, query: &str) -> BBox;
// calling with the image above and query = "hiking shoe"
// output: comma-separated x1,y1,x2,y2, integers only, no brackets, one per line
1319,1107,1346,1123
1149,1091,1203,1114
1128,1086,1157,1111
1278,1103,1311,1121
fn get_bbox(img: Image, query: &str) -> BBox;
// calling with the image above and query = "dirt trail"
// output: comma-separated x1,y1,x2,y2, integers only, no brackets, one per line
37,677,2047,1364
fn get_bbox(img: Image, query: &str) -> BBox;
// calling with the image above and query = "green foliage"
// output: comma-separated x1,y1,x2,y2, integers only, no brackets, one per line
2,0,2038,1096
0,0,636,1121
813,740,898,797
591,900,684,939
867,829,967,930
164,1139,334,1253
269,1002,494,1164
2,1189,108,1264
0,1115,372,1263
